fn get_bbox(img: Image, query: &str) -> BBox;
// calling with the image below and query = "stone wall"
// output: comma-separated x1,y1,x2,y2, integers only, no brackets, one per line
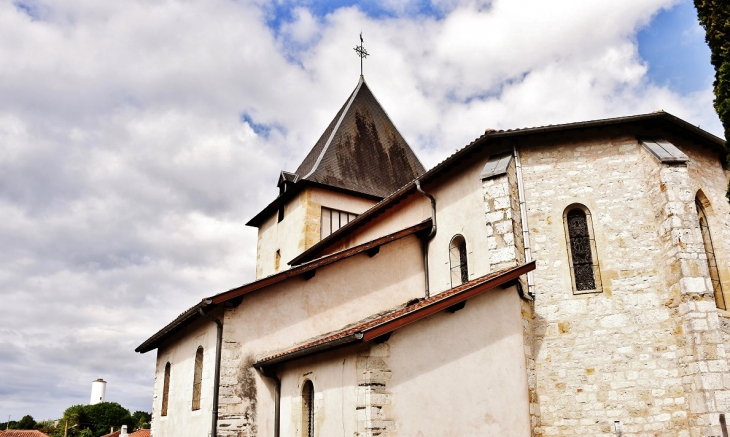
355,343,394,437
521,135,717,436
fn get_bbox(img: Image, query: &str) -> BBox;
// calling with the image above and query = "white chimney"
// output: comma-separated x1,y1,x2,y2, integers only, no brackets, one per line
121,425,128,436
90,379,107,405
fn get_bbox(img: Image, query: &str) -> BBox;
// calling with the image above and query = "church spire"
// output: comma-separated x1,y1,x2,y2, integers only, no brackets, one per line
293,77,425,198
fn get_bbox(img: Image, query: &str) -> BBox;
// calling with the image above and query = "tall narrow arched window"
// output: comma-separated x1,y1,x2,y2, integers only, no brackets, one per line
161,362,171,416
301,380,314,437
449,235,469,287
563,205,602,294
192,347,204,410
696,196,725,309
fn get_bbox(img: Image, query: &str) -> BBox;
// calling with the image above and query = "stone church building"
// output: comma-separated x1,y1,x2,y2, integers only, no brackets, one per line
136,75,730,436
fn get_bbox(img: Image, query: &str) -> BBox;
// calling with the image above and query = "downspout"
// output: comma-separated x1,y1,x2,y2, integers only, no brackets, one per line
256,366,281,437
513,143,535,300
415,179,437,298
199,303,223,437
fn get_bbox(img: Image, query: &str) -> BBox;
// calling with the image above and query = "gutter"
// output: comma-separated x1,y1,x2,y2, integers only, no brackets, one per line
289,111,724,266
513,144,535,300
199,303,223,437
415,179,437,298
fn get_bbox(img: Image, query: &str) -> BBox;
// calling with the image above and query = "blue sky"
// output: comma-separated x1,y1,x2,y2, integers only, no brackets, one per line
637,0,714,94
0,0,723,424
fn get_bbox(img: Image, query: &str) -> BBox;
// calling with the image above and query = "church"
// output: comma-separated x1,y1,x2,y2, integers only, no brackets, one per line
136,70,730,436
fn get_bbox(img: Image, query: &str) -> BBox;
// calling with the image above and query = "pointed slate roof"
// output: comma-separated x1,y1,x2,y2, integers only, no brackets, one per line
294,76,425,198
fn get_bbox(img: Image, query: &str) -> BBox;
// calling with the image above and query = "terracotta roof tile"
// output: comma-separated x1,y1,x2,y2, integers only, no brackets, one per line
256,261,535,367
0,431,51,437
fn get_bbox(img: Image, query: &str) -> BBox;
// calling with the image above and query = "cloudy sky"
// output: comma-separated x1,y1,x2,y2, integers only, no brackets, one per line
0,0,722,421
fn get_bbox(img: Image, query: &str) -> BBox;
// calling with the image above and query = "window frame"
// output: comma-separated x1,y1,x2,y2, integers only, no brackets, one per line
449,235,469,288
192,347,204,411
320,207,358,240
301,380,315,437
695,195,726,310
563,204,602,295
161,362,171,417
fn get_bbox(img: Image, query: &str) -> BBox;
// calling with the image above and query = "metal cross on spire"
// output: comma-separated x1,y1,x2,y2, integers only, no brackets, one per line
353,32,369,77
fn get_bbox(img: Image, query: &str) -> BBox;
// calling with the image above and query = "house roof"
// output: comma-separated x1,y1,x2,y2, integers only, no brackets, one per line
255,261,536,369
289,111,725,265
0,431,51,437
135,219,433,353
247,76,425,227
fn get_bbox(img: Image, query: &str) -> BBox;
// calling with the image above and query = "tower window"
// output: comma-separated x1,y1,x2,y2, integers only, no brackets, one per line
192,347,203,411
563,205,602,294
449,235,468,287
275,249,281,270
301,380,315,437
696,196,725,309
320,207,358,240
161,362,171,416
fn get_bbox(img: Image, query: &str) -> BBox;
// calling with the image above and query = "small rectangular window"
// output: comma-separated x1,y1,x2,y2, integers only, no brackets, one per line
320,207,358,240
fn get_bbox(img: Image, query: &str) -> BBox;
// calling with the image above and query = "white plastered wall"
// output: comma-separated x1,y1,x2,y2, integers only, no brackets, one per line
153,317,218,437
312,145,511,296
221,236,426,436
255,187,377,279
264,285,529,437
387,286,531,436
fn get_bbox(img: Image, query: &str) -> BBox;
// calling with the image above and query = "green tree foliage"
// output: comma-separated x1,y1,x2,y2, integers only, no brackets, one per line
131,411,151,430
694,1,730,138
54,403,138,437
85,402,135,436
15,415,37,429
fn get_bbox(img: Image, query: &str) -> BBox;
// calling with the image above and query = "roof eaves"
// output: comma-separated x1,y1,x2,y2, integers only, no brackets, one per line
290,111,724,265
212,218,432,304
135,301,208,353
246,180,382,228
255,260,535,368
136,219,432,353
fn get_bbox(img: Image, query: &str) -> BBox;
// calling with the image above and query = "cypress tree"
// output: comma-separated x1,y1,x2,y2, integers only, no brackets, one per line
694,0,730,145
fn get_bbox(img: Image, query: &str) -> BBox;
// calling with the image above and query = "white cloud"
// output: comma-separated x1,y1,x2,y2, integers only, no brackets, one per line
0,0,722,420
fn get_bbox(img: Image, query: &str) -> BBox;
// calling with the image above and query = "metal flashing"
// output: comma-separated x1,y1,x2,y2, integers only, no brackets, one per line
639,138,689,163
480,153,513,180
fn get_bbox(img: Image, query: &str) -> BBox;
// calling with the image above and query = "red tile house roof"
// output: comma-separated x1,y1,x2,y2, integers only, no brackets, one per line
0,431,51,437
255,261,536,369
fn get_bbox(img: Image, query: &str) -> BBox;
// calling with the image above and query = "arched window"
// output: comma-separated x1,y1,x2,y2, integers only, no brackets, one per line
696,195,725,309
301,380,314,437
192,347,204,410
563,205,602,294
449,235,469,287
161,362,171,416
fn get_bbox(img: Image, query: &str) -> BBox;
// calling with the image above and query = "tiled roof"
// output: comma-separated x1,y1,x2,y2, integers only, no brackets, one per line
136,219,432,353
0,431,51,437
100,431,120,437
294,76,425,198
255,261,535,367
289,111,724,266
